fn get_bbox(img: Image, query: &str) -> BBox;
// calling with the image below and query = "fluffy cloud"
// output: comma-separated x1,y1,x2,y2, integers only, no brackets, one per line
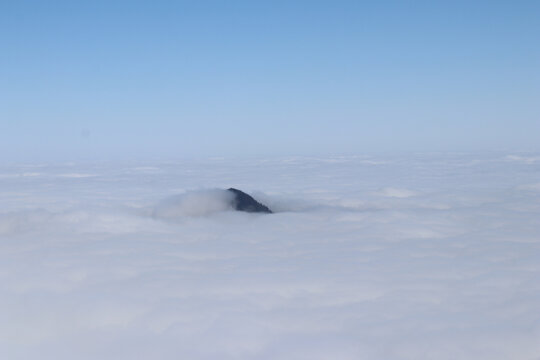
1,154,539,359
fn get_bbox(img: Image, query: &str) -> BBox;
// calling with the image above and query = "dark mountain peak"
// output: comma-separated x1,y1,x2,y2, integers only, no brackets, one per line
227,188,272,214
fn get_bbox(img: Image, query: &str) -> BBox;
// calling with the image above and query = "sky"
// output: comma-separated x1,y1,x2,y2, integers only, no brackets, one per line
1,0,539,161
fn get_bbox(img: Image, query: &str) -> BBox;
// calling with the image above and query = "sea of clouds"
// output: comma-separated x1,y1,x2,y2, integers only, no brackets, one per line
1,153,539,359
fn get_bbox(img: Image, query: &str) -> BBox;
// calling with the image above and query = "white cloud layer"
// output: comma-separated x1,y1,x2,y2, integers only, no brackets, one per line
1,153,540,359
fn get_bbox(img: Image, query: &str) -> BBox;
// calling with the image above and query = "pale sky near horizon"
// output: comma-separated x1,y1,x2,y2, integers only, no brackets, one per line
1,0,539,161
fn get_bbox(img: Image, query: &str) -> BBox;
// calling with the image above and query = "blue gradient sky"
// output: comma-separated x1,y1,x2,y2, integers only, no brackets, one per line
1,0,539,161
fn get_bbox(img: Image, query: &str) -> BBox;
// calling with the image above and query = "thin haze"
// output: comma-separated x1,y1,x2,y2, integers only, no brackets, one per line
1,0,539,161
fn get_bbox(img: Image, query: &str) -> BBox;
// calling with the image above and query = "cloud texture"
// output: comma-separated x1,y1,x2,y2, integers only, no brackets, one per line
1,153,540,359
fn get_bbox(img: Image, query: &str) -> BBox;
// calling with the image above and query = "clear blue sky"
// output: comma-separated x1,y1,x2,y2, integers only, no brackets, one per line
1,0,539,161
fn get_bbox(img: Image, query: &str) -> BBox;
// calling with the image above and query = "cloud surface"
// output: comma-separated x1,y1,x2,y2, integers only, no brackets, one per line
1,153,539,359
